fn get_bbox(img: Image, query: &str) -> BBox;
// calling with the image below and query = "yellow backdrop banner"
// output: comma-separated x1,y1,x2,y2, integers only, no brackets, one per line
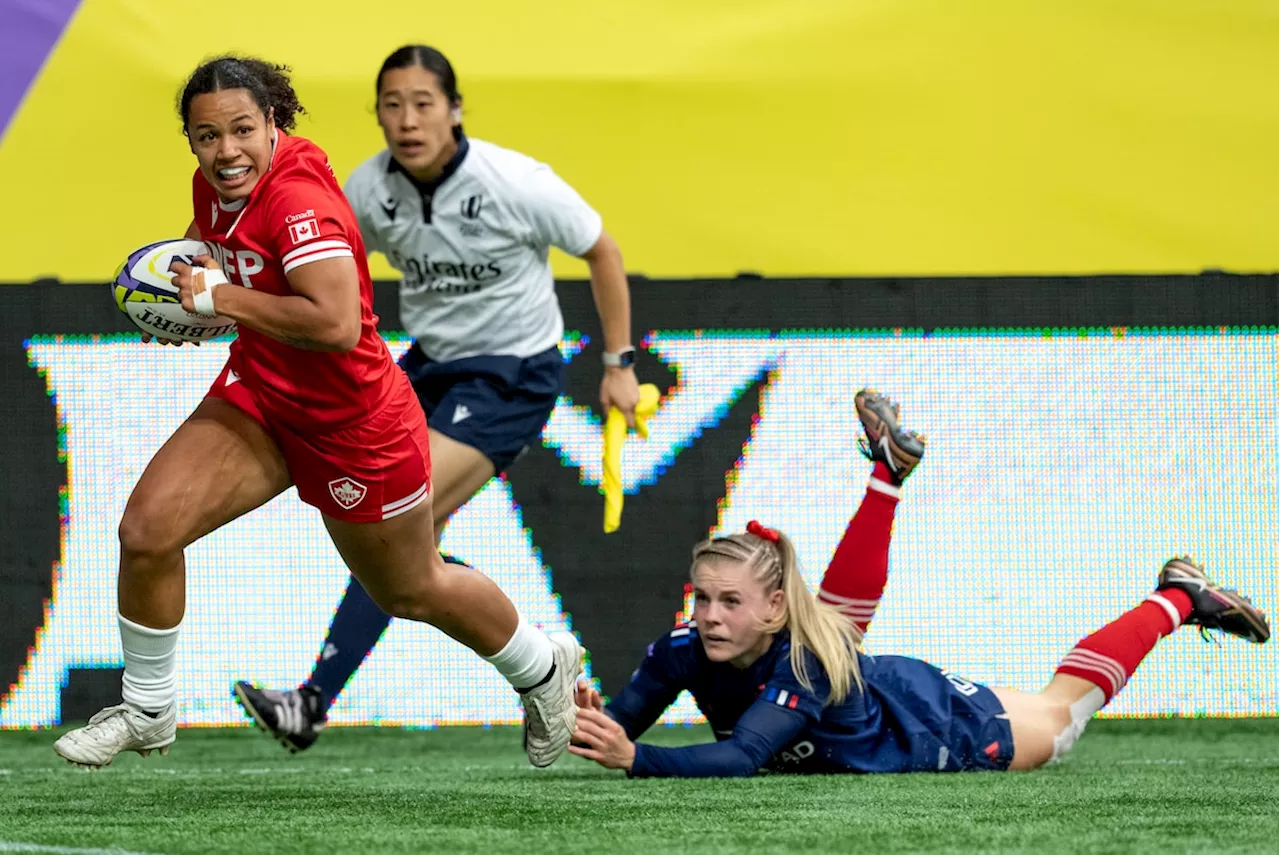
0,0,1274,281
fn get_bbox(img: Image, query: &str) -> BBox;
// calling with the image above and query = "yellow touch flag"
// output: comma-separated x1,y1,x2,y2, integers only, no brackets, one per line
602,383,662,533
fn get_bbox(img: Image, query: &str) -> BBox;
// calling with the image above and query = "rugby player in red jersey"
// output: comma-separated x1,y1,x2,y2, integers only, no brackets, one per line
53,56,580,769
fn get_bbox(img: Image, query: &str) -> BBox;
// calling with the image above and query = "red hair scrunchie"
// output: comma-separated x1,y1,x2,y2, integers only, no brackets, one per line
746,520,780,543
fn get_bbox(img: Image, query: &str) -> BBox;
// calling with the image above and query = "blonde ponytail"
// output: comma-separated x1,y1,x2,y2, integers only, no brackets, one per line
691,523,864,705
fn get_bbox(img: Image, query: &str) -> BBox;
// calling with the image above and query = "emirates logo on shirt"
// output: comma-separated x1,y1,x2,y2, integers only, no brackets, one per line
328,477,368,510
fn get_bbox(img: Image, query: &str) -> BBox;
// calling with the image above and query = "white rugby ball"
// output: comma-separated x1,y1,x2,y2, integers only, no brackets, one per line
112,238,237,342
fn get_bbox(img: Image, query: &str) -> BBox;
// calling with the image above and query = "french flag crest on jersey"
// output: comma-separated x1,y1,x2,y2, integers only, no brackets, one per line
765,687,801,709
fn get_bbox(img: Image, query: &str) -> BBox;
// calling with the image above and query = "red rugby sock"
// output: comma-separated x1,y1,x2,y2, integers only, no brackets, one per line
1054,589,1193,702
818,462,898,634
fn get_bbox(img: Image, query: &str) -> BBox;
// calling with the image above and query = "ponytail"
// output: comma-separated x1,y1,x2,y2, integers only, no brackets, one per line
691,523,863,705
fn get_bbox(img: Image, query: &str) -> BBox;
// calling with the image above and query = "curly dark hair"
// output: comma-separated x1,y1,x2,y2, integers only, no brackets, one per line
178,55,307,133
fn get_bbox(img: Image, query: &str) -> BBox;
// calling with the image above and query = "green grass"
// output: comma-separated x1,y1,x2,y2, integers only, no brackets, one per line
0,719,1275,854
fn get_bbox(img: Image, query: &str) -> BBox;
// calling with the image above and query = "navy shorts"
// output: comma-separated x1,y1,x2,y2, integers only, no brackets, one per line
861,655,1016,773
941,680,1015,772
397,342,564,473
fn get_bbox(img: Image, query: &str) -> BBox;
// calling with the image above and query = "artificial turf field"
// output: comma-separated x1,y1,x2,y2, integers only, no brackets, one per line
0,718,1275,854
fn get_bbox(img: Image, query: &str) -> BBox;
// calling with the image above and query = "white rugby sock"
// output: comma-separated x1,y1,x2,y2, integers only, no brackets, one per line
483,616,555,691
119,613,180,713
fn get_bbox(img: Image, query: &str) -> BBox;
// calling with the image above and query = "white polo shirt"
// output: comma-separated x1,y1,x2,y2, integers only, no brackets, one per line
344,136,603,361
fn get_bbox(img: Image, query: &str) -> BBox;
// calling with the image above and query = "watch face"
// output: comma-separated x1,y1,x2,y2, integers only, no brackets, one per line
619,350,636,367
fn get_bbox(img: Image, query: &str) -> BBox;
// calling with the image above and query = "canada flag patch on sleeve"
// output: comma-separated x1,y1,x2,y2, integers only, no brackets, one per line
286,209,319,244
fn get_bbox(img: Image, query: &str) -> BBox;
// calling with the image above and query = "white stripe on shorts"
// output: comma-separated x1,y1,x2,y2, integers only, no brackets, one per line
382,482,429,519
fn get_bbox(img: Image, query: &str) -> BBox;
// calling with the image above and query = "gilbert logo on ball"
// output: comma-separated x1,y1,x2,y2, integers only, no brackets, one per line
112,239,238,343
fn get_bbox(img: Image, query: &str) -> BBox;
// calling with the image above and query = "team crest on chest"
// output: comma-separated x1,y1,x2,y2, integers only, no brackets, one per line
459,194,485,237
460,195,484,219
328,477,368,509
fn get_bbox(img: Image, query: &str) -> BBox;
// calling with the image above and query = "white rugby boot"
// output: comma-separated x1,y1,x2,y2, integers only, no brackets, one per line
520,632,583,767
53,703,176,768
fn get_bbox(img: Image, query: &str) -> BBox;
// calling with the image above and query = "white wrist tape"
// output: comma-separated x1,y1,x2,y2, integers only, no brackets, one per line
191,267,228,317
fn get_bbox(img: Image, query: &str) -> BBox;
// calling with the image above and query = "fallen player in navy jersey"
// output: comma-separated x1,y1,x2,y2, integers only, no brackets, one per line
568,390,1270,777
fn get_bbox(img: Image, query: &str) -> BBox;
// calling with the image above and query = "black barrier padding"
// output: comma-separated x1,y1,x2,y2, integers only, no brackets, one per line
2,273,1278,335
61,668,126,723
0,274,1275,708
0,334,60,699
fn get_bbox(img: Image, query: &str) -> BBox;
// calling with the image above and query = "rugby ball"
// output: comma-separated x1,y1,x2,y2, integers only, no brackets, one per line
112,239,237,342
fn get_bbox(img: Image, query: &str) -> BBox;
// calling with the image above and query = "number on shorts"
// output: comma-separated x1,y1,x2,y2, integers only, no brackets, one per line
941,669,980,697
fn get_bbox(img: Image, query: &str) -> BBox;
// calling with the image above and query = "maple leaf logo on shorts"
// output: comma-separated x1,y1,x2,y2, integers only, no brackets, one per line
328,477,368,510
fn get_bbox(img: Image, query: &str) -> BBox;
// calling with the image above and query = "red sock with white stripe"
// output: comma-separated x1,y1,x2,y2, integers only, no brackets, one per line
818,461,898,634
1055,588,1194,703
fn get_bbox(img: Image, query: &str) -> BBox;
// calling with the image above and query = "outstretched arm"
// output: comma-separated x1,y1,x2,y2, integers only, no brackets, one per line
600,636,688,740
573,699,808,778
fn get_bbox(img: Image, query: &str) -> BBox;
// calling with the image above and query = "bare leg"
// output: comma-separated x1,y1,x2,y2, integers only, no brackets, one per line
988,685,1074,771
323,490,582,767
323,495,515,655
54,398,291,766
991,583,1193,772
426,428,497,542
118,397,291,627
298,428,499,704
965,561,1267,775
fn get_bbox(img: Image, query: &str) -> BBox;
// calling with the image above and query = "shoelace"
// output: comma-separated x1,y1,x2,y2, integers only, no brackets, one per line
86,704,133,727
1197,626,1221,645
72,707,133,744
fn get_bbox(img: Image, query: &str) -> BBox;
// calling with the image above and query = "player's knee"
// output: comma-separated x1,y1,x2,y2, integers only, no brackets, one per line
368,586,438,622
1049,719,1085,764
1045,693,1098,765
366,558,455,622
381,600,425,622
361,575,432,621
118,501,185,564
